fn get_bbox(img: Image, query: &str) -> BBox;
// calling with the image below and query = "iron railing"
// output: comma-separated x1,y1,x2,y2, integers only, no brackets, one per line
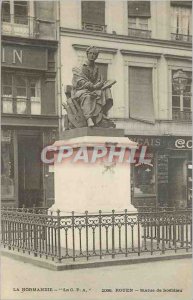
82,22,107,33
128,28,151,39
1,96,56,116
171,33,192,43
2,15,57,40
1,208,192,263
1,96,41,115
172,110,192,122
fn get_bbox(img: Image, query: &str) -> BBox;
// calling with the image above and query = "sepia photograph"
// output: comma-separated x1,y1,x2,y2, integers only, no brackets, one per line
1,0,192,299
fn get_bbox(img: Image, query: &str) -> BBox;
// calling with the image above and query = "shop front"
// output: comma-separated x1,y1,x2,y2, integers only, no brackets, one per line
1,127,57,208
128,136,192,209
1,40,58,208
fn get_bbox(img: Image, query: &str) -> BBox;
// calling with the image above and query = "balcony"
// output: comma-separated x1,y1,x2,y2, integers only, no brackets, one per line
2,15,57,40
82,22,107,33
128,27,151,39
1,96,42,115
171,33,192,43
172,110,192,122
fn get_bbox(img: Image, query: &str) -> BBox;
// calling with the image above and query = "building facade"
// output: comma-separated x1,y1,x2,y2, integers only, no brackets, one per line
1,1,192,210
1,1,60,208
59,0,192,209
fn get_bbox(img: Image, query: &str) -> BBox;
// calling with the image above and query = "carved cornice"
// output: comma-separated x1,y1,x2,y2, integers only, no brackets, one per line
164,54,192,61
61,28,192,50
72,44,118,54
120,49,162,58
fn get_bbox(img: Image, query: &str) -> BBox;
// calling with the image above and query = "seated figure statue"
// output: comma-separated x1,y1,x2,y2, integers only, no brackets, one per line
63,46,116,129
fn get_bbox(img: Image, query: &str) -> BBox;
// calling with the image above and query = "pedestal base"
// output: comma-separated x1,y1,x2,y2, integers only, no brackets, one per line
50,131,137,214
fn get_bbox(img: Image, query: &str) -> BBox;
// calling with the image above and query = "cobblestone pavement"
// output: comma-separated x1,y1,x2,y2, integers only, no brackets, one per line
1,256,192,300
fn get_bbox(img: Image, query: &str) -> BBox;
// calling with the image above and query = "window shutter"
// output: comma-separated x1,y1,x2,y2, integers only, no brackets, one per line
128,1,151,17
96,63,108,81
35,1,55,20
82,1,105,25
129,67,155,123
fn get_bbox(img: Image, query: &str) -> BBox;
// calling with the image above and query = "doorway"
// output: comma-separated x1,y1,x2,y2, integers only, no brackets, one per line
18,134,43,208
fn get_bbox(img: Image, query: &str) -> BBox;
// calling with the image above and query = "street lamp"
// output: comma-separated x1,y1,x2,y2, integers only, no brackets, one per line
172,69,188,93
172,69,189,117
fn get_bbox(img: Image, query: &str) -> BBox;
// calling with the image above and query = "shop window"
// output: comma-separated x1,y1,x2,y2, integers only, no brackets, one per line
128,1,151,38
187,162,192,207
172,70,192,121
134,155,156,196
171,4,192,42
129,66,155,123
2,72,41,115
1,130,15,199
81,1,106,32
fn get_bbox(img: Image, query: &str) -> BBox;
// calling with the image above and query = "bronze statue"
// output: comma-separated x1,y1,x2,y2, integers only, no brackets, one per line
63,46,116,129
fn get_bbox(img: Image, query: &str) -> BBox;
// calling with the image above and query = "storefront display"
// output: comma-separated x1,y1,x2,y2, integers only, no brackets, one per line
129,135,192,209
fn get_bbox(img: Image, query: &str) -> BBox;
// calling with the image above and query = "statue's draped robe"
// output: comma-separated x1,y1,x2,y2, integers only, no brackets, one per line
71,63,105,124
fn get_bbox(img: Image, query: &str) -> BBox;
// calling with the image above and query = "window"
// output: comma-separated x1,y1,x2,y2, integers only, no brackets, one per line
129,66,155,123
2,73,13,96
96,63,108,81
171,4,192,42
172,71,192,121
2,0,28,25
2,72,41,115
81,1,106,32
1,130,15,199
14,1,28,24
128,1,151,38
134,153,156,196
15,76,27,98
187,162,192,207
2,1,10,22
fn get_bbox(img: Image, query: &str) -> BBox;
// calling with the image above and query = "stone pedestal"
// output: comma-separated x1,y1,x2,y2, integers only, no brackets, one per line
50,128,137,213
49,128,141,251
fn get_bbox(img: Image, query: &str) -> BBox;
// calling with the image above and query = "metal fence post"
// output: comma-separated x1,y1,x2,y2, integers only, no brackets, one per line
112,210,115,258
72,211,75,261
85,210,89,260
57,209,61,263
137,213,141,256
124,209,128,257
99,210,102,259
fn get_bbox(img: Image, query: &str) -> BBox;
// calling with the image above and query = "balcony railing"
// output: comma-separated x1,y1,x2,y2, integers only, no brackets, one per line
128,28,151,38
171,33,192,43
2,14,57,40
82,22,107,33
172,109,192,122
2,96,41,115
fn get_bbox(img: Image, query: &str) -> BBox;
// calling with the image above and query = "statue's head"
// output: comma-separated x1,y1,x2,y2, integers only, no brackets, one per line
86,46,99,61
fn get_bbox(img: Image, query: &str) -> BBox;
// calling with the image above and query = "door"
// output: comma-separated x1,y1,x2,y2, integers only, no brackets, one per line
18,135,43,208
168,158,187,208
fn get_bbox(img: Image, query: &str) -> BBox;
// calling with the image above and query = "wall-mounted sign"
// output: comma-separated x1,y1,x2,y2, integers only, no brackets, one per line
174,138,192,149
128,136,163,147
2,44,47,70
128,136,192,150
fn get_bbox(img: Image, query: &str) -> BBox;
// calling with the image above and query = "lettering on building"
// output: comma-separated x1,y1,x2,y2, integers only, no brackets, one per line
2,47,23,64
175,138,192,149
